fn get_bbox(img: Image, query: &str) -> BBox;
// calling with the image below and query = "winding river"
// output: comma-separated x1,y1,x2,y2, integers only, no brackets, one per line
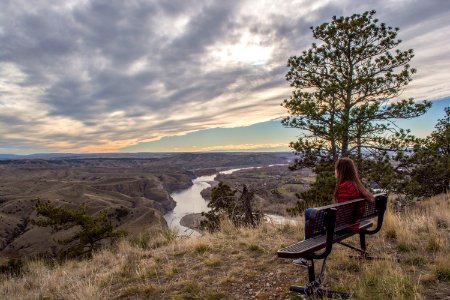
163,166,297,236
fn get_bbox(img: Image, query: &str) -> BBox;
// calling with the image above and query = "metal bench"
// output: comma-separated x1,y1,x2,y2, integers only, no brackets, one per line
277,194,388,298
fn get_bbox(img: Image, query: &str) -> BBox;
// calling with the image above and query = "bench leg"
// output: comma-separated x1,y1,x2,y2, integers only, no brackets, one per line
339,240,400,261
340,234,384,260
348,254,400,262
338,241,365,254
290,259,352,298
308,259,316,282
360,232,366,252
290,285,352,298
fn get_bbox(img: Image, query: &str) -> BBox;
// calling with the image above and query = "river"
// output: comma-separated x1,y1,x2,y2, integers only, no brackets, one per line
163,166,297,236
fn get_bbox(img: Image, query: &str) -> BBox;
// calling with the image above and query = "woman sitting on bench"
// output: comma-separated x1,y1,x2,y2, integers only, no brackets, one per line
294,157,374,266
334,157,374,204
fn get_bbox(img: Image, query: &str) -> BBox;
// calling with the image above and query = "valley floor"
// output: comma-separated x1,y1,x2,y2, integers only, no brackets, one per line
0,193,449,299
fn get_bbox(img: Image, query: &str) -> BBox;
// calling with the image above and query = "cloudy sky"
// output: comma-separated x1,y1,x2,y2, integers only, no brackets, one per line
1,0,449,154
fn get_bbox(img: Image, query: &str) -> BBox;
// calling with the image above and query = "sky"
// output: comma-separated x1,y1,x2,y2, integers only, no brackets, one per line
0,0,449,154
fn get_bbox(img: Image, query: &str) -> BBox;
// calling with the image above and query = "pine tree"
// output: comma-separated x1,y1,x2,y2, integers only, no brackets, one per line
401,108,449,198
282,10,431,212
32,201,127,258
200,182,261,232
283,10,430,167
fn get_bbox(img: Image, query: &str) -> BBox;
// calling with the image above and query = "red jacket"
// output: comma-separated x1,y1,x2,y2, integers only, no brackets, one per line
336,180,361,203
336,180,364,230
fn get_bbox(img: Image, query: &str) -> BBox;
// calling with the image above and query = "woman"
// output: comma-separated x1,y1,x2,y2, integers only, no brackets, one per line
334,157,374,203
294,157,373,266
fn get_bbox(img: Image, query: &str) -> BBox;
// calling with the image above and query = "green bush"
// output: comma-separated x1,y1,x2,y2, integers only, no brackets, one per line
435,265,450,281
32,201,127,258
200,182,261,232
0,259,24,277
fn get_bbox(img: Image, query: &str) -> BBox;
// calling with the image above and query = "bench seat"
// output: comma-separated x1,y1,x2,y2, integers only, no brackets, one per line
278,220,373,259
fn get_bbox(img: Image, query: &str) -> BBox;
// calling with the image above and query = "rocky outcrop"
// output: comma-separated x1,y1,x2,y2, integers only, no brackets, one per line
93,178,176,214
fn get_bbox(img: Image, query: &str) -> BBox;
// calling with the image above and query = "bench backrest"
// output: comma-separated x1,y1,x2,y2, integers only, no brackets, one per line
307,194,387,238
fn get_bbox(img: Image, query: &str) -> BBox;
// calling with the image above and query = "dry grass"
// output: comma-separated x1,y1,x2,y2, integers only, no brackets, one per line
1,193,449,299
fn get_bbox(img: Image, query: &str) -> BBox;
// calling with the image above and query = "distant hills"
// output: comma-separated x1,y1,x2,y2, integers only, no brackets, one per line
0,151,293,160
0,152,168,160
0,154,20,159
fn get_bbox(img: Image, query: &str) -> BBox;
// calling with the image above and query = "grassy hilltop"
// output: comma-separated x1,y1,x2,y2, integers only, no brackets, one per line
0,193,449,299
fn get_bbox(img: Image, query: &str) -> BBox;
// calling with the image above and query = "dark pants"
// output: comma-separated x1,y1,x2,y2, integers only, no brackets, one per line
304,208,313,239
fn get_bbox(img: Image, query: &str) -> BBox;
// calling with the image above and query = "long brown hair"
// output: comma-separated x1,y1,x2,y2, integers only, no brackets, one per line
334,157,374,201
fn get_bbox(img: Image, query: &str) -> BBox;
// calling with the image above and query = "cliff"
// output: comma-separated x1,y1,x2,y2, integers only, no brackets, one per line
0,162,193,258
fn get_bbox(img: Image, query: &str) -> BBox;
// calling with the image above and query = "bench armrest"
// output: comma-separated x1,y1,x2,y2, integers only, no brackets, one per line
363,194,387,235
306,208,336,260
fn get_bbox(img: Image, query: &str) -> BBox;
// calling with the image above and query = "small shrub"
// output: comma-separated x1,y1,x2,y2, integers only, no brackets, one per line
205,291,228,300
435,268,450,282
129,232,151,249
221,277,238,284
403,256,427,266
0,259,24,277
336,260,361,273
419,273,437,284
142,285,163,298
434,257,450,281
385,229,397,240
276,223,295,234
397,242,416,253
114,207,129,221
356,262,418,299
122,284,163,298
436,218,448,229
177,280,202,298
426,235,442,252
161,228,178,244
195,244,210,255
154,256,163,264
247,244,263,252
203,257,221,267
173,250,187,257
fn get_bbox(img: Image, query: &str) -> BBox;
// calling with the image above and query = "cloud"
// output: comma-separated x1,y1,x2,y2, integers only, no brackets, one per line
0,0,449,153
122,119,299,152
199,143,288,152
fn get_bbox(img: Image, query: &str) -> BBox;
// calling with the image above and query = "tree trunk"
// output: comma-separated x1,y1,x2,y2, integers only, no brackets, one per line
356,132,362,170
357,125,362,161
330,94,338,162
241,185,255,227
331,140,338,161
341,105,350,157
342,34,353,157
